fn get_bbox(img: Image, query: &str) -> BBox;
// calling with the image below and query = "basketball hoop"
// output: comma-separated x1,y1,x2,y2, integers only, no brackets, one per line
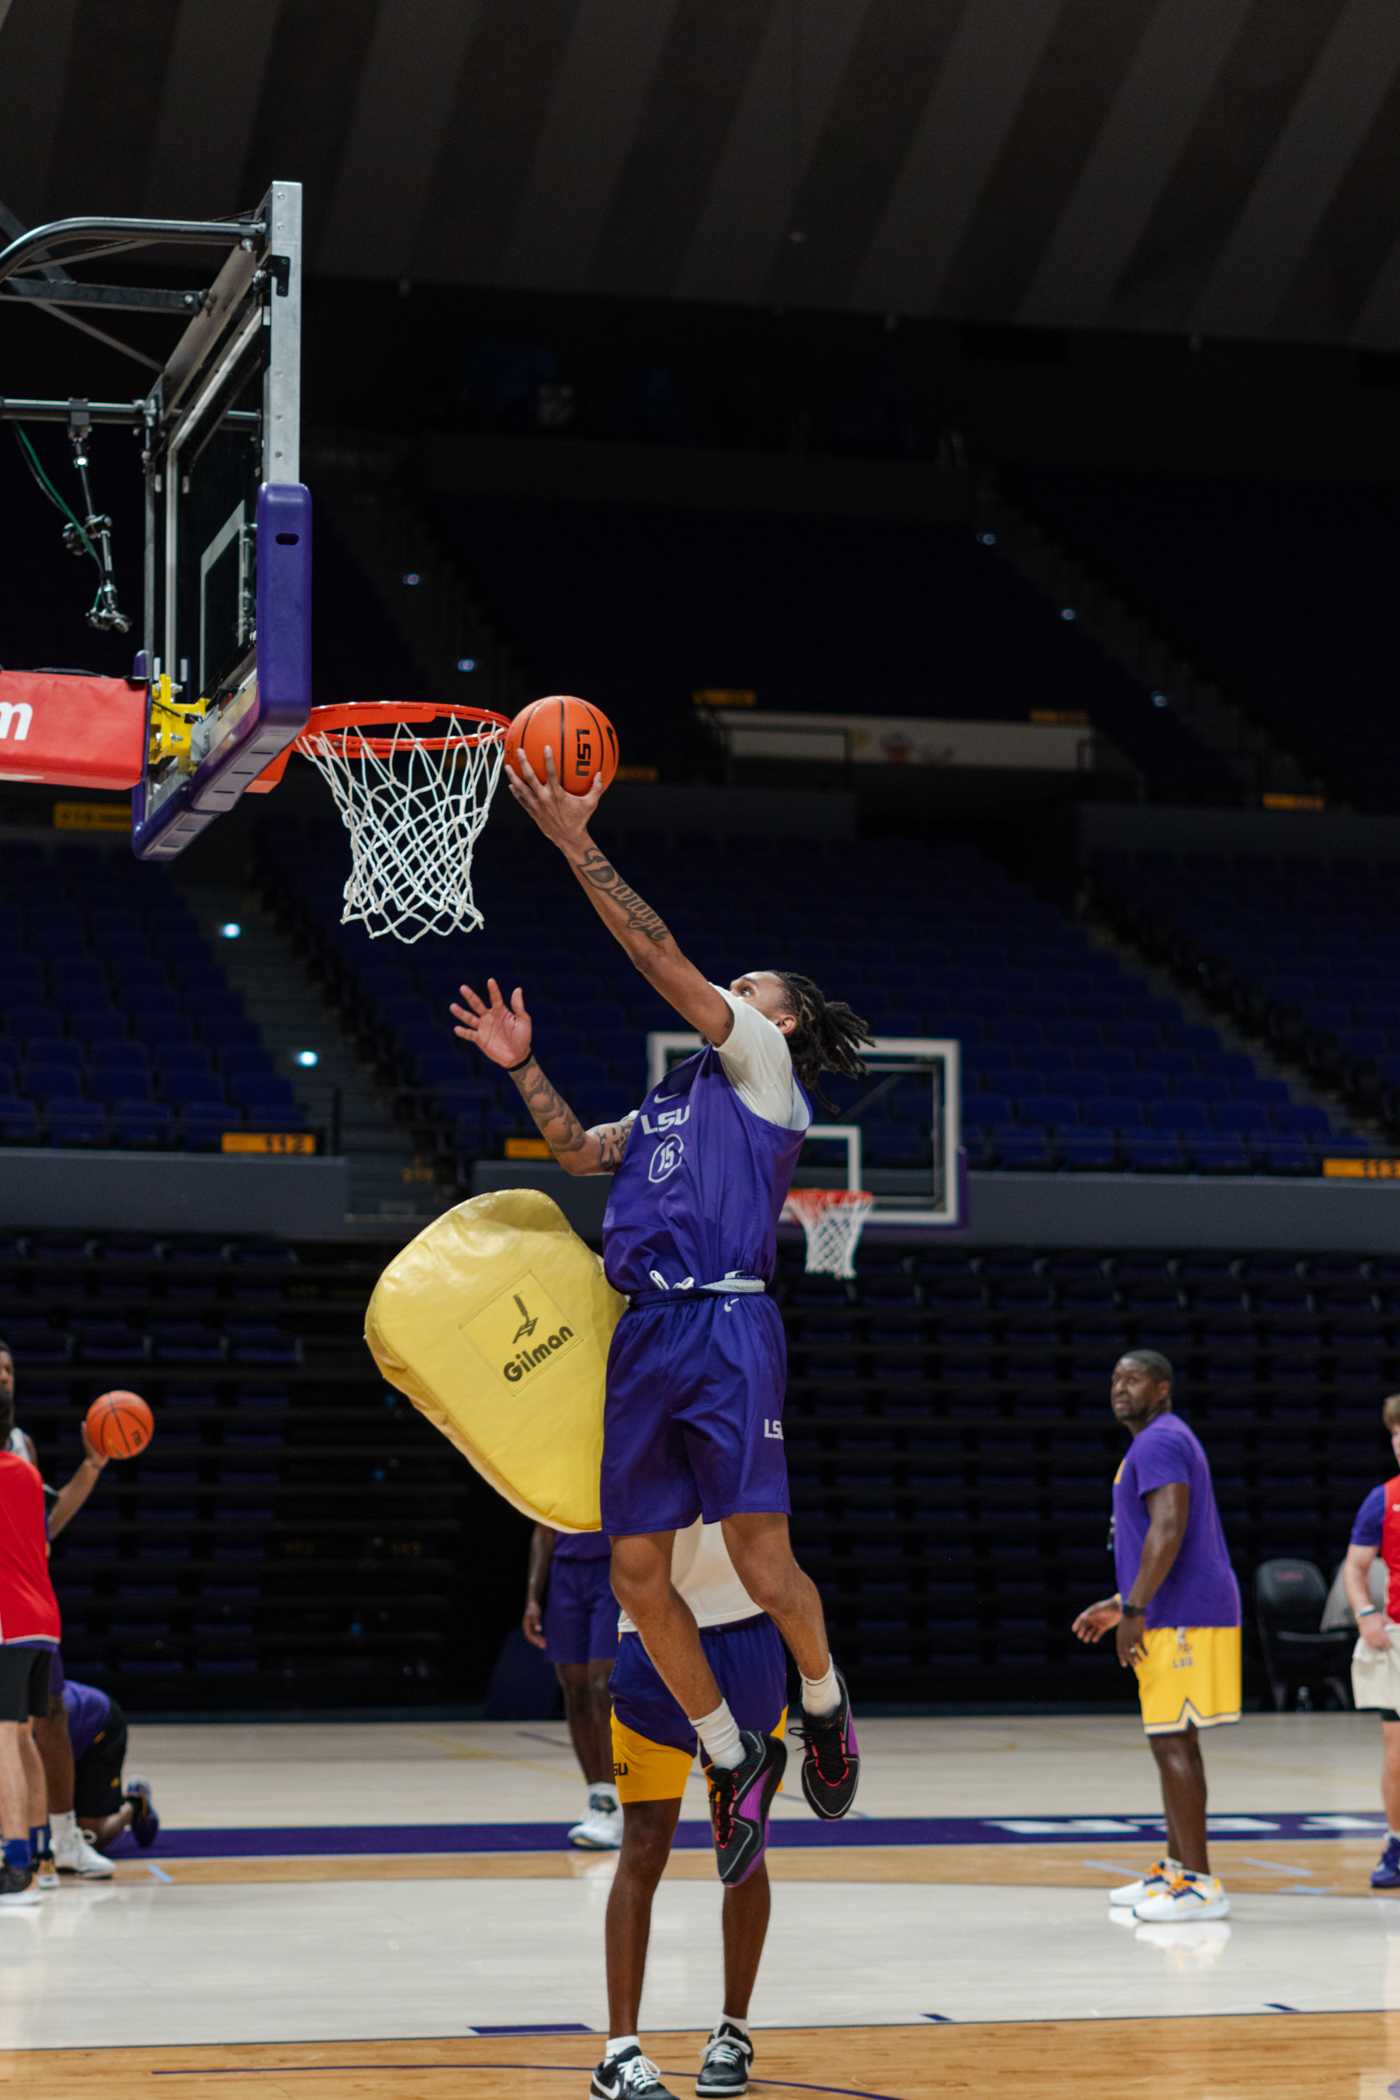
250,702,511,943
781,1189,876,1279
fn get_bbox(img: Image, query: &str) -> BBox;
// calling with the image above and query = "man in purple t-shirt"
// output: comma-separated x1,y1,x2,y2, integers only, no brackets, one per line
1073,1351,1241,1925
451,747,869,1918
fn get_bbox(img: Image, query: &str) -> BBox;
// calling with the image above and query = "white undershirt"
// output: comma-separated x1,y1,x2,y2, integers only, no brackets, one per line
617,1518,762,1636
710,985,810,1132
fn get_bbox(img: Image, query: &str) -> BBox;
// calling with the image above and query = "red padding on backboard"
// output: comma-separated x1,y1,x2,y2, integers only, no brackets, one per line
0,671,147,789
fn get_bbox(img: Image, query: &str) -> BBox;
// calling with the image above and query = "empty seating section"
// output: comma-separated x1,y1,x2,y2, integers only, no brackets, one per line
932,851,1358,1172
1013,470,1400,809
432,495,1228,795
265,825,1356,1175
1096,853,1397,1126
0,841,301,1149
2,1231,485,1709
14,1226,1390,1706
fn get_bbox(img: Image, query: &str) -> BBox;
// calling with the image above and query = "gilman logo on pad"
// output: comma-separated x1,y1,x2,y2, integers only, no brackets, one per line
463,1273,580,1386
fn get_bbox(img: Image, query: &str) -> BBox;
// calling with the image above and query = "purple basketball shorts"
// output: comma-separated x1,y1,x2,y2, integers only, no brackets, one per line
600,1294,790,1537
543,1555,619,1668
610,1614,786,1757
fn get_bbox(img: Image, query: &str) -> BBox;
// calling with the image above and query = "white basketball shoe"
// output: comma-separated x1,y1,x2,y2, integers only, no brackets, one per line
1133,1869,1230,1922
1108,1857,1179,1907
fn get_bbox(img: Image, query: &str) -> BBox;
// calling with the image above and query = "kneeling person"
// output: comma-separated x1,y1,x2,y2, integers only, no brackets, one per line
592,1521,785,2100
63,1680,158,1855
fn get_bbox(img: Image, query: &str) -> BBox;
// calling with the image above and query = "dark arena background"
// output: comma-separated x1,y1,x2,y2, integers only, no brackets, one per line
3,5,1400,2095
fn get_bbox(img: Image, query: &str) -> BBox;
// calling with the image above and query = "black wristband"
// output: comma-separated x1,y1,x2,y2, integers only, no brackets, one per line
505,1051,535,1073
1121,1602,1146,1617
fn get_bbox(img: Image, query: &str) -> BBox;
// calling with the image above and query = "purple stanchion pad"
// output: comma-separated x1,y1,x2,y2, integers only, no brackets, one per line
132,483,312,860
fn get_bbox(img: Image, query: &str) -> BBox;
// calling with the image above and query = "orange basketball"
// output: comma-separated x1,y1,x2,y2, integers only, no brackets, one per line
85,1390,154,1460
503,695,618,796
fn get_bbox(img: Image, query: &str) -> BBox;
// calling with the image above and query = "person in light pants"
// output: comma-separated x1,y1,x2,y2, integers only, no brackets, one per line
1343,1393,1400,1888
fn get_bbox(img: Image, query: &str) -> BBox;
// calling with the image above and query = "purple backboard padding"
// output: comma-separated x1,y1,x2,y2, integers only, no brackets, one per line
132,483,312,861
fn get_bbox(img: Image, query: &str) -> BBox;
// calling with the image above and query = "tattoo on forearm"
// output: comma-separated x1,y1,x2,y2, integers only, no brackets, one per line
574,847,671,945
511,1059,591,1160
592,1121,631,1170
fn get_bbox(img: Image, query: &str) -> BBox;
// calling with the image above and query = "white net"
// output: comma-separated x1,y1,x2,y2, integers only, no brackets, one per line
780,1189,875,1279
299,714,507,943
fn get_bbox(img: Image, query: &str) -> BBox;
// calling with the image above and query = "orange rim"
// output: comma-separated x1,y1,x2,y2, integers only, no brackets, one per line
296,700,511,759
784,1190,875,1210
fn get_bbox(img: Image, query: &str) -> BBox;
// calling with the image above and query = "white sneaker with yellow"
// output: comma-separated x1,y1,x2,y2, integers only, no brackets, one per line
1109,1857,1179,1907
1133,1868,1230,1922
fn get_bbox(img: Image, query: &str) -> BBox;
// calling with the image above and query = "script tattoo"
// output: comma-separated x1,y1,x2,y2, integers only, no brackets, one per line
574,847,671,945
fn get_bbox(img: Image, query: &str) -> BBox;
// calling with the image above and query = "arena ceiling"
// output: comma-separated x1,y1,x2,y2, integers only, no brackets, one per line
5,0,1400,349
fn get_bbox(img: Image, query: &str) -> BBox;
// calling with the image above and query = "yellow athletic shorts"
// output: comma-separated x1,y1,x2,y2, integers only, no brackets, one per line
1135,1624,1242,1736
611,1708,787,1806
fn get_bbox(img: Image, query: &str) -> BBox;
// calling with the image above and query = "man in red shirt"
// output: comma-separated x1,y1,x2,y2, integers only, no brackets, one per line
1343,1392,1400,1886
0,1447,62,1905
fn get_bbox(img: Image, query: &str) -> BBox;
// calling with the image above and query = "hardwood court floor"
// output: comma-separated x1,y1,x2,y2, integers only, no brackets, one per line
6,1714,1400,2098
13,2016,1400,2100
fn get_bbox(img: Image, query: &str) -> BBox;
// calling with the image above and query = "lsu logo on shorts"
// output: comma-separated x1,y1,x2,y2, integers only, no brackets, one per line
1135,1624,1241,1736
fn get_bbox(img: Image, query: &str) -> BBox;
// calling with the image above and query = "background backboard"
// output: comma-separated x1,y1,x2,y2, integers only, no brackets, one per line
646,1032,963,1230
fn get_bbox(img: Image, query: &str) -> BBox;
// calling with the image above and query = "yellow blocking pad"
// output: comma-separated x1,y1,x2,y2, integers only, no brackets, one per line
1136,1624,1242,1735
612,1707,787,1803
365,1190,625,1532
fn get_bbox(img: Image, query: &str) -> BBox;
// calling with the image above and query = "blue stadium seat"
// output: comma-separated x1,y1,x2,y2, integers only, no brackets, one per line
1121,1135,1185,1172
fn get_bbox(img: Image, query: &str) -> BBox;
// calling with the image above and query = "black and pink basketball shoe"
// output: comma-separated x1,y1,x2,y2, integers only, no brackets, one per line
704,1730,787,1885
798,1670,860,1820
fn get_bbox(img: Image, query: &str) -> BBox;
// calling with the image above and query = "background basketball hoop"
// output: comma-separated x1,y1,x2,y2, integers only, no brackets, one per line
251,700,511,943
780,1188,876,1279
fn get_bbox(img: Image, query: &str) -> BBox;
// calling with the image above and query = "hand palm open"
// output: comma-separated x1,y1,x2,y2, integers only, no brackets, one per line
451,978,532,1068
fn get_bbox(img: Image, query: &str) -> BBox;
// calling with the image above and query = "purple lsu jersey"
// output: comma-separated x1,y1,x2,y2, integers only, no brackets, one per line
602,1044,809,1296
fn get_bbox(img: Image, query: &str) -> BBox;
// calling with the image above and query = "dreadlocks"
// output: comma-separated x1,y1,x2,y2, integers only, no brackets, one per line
778,971,875,1110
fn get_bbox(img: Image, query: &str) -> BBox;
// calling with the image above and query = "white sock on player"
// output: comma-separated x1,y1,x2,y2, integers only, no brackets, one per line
800,1661,840,1716
691,1699,745,1769
51,1811,77,1844
607,2034,641,2060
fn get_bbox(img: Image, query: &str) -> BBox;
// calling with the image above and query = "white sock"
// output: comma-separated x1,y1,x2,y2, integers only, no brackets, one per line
51,1812,76,1843
690,1699,744,1769
800,1661,840,1717
720,2012,750,2035
606,2034,640,2060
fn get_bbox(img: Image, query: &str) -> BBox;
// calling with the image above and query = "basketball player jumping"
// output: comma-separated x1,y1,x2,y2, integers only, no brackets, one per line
451,749,869,1893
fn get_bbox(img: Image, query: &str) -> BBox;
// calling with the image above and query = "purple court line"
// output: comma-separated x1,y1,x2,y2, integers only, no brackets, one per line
141,1811,1387,1859
149,2069,907,2098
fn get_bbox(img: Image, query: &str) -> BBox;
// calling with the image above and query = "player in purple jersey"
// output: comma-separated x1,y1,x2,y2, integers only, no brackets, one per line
451,749,869,1885
1072,1351,1241,1924
523,1523,621,1849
